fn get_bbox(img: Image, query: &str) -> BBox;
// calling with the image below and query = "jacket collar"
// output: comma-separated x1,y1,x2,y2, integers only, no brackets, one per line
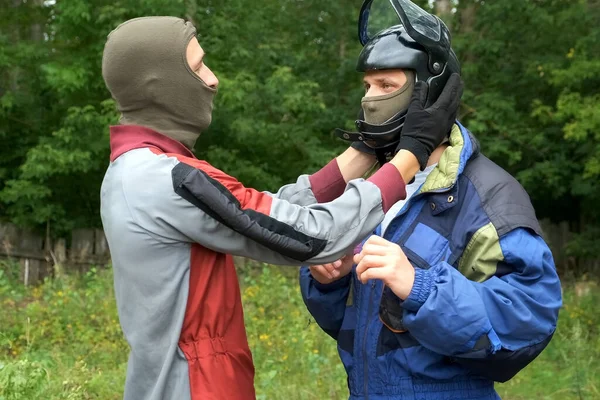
109,124,195,162
418,121,480,194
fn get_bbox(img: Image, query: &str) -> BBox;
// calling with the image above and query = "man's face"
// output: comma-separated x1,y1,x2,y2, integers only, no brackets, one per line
363,69,408,97
186,37,219,89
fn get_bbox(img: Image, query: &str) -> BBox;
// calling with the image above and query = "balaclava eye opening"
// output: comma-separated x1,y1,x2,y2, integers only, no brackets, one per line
102,16,216,150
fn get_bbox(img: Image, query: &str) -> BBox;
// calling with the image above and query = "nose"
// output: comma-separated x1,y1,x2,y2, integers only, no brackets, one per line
202,66,219,89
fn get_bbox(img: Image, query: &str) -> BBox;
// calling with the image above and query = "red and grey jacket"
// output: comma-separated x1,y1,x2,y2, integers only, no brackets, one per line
100,125,408,400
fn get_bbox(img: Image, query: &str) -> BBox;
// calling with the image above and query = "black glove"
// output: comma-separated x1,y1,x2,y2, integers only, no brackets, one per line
396,73,464,170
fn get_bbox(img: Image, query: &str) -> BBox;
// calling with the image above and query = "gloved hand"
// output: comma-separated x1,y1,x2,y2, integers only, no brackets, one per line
396,73,464,170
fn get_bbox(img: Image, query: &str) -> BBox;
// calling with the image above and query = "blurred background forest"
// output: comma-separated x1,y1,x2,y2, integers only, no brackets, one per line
1,0,599,399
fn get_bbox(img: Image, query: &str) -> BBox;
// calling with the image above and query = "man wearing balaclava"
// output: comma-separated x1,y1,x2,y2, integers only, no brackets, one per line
100,15,463,400
300,2,561,399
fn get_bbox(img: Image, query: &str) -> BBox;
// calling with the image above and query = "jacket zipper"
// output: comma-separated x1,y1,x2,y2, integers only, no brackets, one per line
361,184,457,398
363,280,375,400
361,182,456,398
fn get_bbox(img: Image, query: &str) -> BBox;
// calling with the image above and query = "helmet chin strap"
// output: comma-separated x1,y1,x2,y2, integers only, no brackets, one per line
374,144,396,167
335,109,407,167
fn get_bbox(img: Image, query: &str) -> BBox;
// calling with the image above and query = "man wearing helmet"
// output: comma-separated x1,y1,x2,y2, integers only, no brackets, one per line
300,1,562,399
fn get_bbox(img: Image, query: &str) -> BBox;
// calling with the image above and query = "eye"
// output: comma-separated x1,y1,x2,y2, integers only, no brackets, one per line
364,83,371,92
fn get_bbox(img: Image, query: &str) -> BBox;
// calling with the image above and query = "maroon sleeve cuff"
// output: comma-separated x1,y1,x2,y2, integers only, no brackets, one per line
367,163,407,213
308,159,347,203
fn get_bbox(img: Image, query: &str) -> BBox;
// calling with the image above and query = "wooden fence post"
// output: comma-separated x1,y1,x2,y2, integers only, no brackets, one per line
70,228,96,273
94,229,110,259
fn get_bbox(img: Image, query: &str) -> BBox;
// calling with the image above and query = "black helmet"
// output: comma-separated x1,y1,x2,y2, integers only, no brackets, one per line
336,0,461,161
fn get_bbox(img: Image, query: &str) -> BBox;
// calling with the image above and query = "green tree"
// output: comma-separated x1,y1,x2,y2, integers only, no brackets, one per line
1,0,599,274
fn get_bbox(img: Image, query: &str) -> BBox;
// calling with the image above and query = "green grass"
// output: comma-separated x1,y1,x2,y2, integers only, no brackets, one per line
0,261,598,399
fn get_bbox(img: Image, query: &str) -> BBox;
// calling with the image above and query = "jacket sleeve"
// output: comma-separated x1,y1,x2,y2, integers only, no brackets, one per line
129,153,405,266
380,228,562,382
299,266,351,340
265,159,347,206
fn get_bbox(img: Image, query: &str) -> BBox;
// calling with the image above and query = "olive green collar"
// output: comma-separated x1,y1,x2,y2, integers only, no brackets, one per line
419,124,467,194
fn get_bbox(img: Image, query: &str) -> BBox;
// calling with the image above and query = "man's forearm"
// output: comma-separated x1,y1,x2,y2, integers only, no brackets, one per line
389,150,420,184
308,147,418,205
336,147,377,183
335,147,420,185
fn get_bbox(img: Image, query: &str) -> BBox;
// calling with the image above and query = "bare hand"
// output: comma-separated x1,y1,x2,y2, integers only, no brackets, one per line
309,255,354,285
354,235,415,299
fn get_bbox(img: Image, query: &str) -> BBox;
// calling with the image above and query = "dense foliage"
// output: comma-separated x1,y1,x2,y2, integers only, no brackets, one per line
1,0,599,270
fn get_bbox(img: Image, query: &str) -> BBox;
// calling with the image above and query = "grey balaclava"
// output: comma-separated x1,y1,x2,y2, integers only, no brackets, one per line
102,16,215,150
361,70,415,125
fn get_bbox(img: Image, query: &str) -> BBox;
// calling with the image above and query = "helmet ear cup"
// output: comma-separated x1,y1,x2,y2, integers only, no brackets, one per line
423,49,461,108
424,67,447,109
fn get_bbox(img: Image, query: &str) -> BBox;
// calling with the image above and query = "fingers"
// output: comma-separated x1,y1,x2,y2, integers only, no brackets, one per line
435,73,463,109
353,244,388,264
323,262,341,278
354,235,397,264
447,74,464,111
310,263,339,280
355,254,388,277
357,265,392,284
359,243,389,256
363,235,393,246
353,235,409,285
434,73,461,109
435,73,464,110
409,80,428,109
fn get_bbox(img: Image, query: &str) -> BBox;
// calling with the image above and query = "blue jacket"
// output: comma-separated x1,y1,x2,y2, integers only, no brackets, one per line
299,123,562,400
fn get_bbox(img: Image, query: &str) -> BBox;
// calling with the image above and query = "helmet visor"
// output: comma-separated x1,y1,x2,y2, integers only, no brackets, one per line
360,0,442,45
393,0,441,41
359,0,450,74
362,0,401,43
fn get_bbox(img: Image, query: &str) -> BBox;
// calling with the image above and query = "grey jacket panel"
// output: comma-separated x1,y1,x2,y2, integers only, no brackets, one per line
264,174,318,206
100,153,192,400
